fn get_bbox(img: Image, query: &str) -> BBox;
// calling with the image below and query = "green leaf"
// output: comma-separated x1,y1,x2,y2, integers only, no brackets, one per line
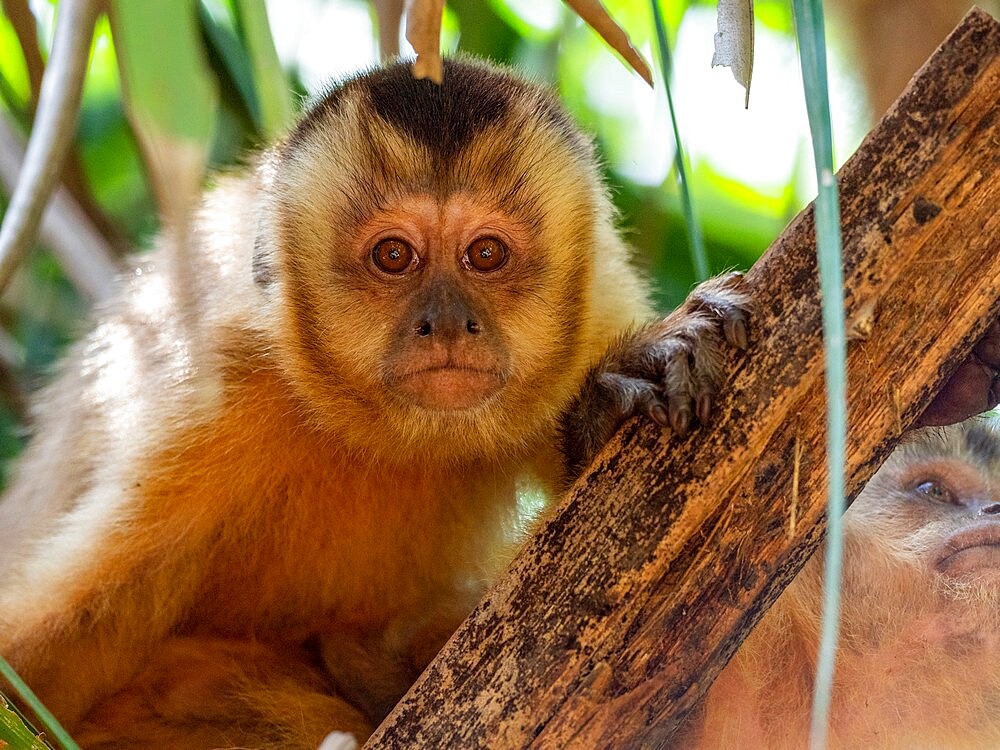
231,0,292,138
484,0,563,40
0,693,51,749
0,12,31,116
111,0,217,222
199,1,264,134
80,16,122,100
111,0,216,145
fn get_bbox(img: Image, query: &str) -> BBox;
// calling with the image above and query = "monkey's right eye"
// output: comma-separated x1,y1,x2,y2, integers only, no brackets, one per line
914,480,956,504
372,239,416,274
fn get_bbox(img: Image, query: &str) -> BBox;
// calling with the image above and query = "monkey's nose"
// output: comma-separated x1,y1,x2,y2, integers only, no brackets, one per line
415,318,481,337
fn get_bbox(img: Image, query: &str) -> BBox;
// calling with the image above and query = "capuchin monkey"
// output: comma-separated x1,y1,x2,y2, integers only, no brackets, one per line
0,58,751,749
682,414,1000,750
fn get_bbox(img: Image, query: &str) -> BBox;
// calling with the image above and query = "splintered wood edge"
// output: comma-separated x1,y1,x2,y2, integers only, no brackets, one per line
365,8,1000,748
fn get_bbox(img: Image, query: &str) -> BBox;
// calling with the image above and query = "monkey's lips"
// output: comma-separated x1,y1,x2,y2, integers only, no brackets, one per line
936,524,1000,578
393,365,506,411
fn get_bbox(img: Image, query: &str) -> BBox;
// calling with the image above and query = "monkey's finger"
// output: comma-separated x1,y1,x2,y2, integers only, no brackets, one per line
686,354,722,427
684,271,751,352
723,312,750,350
973,320,1000,368
610,359,692,434
597,372,665,429
696,392,713,425
658,338,719,435
648,400,671,429
624,379,672,432
604,374,682,437
657,347,697,426
668,398,693,436
917,359,996,427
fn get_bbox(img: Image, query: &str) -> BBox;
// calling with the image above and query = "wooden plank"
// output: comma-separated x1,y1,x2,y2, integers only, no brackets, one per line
365,8,1000,747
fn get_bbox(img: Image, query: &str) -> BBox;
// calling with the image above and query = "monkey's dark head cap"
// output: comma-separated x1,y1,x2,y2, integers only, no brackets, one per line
286,57,587,163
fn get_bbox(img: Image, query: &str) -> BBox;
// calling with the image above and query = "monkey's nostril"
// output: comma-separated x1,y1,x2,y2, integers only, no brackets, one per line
416,321,432,337
981,503,1000,515
467,320,481,334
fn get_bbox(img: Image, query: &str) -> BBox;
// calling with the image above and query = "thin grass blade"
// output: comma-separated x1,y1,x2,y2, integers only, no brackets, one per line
0,655,79,750
791,1,847,748
650,0,709,281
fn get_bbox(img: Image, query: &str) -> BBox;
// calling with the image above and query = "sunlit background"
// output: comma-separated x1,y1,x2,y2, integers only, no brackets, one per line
0,0,984,479
262,0,873,292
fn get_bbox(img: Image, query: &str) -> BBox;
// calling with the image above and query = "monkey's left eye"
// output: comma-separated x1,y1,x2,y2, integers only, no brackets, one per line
464,237,508,273
372,239,416,274
914,480,956,504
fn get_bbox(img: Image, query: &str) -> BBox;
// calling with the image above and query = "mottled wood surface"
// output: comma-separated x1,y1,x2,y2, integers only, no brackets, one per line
366,8,1000,748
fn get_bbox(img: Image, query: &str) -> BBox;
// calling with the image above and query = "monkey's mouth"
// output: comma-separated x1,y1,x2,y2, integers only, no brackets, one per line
936,525,1000,578
394,366,507,411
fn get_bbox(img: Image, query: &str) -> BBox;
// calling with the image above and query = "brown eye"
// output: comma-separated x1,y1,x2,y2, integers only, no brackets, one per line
465,237,508,273
373,239,415,274
914,480,956,504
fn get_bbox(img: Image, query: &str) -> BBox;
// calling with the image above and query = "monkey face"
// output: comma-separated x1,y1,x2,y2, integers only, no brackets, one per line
905,462,1000,581
258,59,613,459
850,418,1000,584
790,417,1000,646
783,417,1000,648
362,192,516,412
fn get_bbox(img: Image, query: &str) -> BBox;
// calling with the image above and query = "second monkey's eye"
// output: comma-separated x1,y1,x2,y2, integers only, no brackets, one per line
465,237,508,273
914,479,956,504
372,239,416,274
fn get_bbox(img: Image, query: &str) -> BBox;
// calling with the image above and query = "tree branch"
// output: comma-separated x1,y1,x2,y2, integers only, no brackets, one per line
0,115,119,303
0,0,101,296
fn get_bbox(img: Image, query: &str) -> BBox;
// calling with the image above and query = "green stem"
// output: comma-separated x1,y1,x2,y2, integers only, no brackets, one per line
790,1,847,748
0,655,79,750
649,0,709,281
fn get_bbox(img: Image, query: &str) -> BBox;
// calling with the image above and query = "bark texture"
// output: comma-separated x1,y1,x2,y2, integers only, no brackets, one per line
366,8,1000,748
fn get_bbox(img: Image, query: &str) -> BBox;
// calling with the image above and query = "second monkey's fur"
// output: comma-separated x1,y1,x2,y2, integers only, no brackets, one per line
0,59,747,748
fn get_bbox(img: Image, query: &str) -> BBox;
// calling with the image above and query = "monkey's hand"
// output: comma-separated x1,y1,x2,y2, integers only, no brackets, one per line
560,271,749,481
918,319,1000,427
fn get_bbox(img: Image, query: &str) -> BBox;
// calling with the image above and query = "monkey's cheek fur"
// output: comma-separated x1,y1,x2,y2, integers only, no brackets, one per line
935,523,1000,579
393,367,506,411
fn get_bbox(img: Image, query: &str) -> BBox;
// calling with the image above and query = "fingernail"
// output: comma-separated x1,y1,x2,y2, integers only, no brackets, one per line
649,403,670,427
697,394,712,424
732,318,749,350
671,407,691,436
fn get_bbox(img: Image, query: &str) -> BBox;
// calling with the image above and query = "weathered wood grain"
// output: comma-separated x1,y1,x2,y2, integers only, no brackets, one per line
365,8,1000,748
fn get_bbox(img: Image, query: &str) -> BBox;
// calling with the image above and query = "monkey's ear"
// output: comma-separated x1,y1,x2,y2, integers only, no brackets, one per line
252,154,280,289
252,221,276,288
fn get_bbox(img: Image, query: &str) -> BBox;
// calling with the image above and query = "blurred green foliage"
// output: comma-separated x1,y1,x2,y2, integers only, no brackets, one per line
0,0,849,488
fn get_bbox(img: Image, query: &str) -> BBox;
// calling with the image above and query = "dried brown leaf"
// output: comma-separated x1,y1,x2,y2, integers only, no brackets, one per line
372,0,405,60
563,0,653,87
712,0,754,108
405,0,445,84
